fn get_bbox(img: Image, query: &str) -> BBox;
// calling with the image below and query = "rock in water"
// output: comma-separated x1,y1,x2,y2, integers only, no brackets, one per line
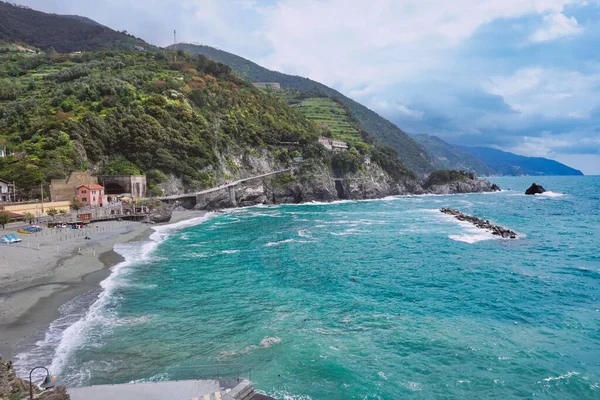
525,183,546,195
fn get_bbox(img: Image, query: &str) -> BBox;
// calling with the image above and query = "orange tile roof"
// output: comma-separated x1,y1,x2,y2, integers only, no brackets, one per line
78,184,104,190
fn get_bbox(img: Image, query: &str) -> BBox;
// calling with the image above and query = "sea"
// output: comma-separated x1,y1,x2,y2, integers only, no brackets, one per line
15,176,600,399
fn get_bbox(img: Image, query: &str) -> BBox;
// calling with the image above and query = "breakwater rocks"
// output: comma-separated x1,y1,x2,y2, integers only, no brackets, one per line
440,208,517,239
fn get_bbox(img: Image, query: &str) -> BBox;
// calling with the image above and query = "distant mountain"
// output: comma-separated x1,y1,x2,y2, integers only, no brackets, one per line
169,43,434,175
413,134,494,176
460,146,584,176
0,1,151,53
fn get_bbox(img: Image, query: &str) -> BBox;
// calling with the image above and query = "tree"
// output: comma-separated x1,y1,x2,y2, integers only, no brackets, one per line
47,207,59,219
0,210,11,229
70,198,81,211
45,47,58,58
58,209,67,215
23,212,35,224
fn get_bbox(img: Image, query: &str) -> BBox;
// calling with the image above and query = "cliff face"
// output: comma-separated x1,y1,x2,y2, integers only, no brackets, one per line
426,178,500,195
182,159,499,211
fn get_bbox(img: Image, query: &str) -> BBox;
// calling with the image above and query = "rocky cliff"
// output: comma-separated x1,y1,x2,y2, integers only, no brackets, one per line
177,160,500,211
0,358,70,400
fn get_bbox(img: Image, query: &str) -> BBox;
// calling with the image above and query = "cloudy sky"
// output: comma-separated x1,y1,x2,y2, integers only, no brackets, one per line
16,0,600,174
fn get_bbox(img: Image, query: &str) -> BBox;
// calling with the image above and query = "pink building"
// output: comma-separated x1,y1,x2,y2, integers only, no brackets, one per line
77,184,105,207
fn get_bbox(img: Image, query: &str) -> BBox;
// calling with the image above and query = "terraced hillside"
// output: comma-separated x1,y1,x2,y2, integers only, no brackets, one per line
169,43,434,175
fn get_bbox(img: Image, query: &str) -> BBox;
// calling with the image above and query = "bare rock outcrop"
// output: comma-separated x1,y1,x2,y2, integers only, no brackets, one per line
525,183,546,195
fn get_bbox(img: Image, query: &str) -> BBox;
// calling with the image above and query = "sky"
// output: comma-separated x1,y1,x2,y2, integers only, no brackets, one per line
14,0,600,174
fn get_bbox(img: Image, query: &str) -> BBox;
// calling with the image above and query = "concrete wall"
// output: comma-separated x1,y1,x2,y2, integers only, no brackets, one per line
50,172,98,201
0,180,9,202
99,175,147,198
0,201,71,217
253,82,281,91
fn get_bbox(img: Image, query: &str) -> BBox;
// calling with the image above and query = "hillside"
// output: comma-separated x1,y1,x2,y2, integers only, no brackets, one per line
413,134,494,176
0,50,321,194
168,43,434,175
1,48,420,200
460,146,584,176
0,1,150,53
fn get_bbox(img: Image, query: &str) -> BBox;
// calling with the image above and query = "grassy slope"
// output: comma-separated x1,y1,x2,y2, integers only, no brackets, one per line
169,43,434,175
296,98,358,137
0,1,151,53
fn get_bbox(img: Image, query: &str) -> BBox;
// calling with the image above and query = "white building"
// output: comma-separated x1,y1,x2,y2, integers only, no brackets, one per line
318,136,348,151
0,179,10,202
0,147,6,158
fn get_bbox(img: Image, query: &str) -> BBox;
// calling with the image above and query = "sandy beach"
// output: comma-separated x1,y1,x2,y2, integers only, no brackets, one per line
0,210,206,360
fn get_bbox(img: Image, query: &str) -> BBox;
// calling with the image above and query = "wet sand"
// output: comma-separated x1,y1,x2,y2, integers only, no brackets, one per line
0,210,206,360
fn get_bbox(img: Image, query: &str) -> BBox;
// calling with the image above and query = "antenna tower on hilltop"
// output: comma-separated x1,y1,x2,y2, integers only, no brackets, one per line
174,30,177,45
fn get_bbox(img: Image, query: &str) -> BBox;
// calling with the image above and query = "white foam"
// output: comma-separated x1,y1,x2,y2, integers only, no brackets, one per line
403,381,423,391
221,249,241,254
330,229,368,236
543,371,580,382
260,336,282,347
16,213,215,382
264,391,312,400
297,229,311,238
536,191,565,198
265,238,314,246
436,211,499,244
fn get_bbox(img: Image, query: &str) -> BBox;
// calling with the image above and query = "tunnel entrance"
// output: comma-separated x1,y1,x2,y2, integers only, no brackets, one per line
104,182,126,195
335,180,346,199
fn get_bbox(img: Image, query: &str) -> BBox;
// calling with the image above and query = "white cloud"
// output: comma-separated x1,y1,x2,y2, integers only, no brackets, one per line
530,12,583,42
483,67,600,117
258,0,584,87
369,99,424,120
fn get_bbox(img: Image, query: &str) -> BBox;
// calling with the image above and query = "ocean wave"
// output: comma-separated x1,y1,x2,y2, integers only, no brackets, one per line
402,381,423,391
264,390,313,400
542,371,580,382
297,229,312,238
265,239,315,247
535,191,566,198
260,336,282,347
16,213,215,383
221,249,241,254
331,229,368,236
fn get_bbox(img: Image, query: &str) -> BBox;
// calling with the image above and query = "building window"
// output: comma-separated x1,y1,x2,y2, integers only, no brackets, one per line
82,198,87,202
82,190,87,194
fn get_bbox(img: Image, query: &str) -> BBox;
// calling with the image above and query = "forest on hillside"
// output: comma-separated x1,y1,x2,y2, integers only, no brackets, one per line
170,43,434,175
0,49,415,198
0,1,150,53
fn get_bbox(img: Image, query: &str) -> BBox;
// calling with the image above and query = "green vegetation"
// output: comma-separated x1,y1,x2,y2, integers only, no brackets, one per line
0,1,150,53
23,211,34,224
0,49,328,193
0,210,11,228
47,207,58,219
422,169,475,188
170,43,434,174
412,134,494,176
291,96,358,137
70,198,81,211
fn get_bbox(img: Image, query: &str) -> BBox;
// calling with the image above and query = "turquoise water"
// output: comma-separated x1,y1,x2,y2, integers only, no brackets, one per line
20,176,600,399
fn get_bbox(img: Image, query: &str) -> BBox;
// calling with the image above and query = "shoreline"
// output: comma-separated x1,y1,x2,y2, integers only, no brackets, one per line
0,210,206,360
